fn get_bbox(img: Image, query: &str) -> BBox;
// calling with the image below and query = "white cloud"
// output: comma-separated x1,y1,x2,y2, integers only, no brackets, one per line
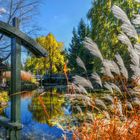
0,7,6,14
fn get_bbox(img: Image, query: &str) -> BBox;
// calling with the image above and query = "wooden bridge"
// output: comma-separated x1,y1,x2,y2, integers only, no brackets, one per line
41,74,73,87
0,18,47,140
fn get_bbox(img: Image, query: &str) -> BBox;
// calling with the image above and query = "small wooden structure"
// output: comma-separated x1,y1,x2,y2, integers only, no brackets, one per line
0,18,47,140
42,74,73,86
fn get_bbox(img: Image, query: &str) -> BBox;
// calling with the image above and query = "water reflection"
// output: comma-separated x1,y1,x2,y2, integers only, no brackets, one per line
4,88,72,140
29,89,65,125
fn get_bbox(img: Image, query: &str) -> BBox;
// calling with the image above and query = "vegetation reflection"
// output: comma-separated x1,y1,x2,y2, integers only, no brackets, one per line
28,89,65,125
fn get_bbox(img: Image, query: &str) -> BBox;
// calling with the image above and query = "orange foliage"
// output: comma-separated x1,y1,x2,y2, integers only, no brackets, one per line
73,114,140,140
2,71,33,81
64,63,68,84
38,96,49,119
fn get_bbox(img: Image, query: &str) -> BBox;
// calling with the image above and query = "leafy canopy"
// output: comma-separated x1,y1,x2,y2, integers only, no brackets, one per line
87,0,140,59
25,33,65,75
68,0,140,73
68,19,92,73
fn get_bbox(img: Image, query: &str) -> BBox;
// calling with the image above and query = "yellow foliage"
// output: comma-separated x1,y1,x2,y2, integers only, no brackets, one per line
25,33,65,75
0,91,9,114
0,91,9,102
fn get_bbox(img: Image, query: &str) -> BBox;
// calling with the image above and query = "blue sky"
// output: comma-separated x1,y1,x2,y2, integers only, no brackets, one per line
37,0,92,49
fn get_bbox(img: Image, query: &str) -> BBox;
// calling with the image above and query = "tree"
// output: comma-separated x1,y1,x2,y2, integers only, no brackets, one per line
68,19,92,73
25,33,65,75
0,0,40,60
87,0,140,63
68,27,80,72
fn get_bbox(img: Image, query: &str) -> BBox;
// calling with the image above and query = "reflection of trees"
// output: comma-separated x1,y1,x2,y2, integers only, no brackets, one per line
0,104,8,117
28,90,65,125
21,91,34,99
0,107,6,115
0,92,8,115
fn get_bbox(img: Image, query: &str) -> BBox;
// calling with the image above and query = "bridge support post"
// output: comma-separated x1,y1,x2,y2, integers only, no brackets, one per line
10,17,21,140
0,16,47,140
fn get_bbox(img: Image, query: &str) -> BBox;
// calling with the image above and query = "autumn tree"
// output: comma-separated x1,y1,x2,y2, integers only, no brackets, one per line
25,33,65,75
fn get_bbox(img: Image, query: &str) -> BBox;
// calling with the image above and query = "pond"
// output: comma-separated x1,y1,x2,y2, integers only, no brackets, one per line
0,88,73,140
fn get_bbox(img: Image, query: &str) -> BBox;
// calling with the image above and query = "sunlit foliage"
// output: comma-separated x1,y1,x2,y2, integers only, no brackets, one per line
25,33,65,75
0,91,8,114
69,0,140,73
87,0,140,70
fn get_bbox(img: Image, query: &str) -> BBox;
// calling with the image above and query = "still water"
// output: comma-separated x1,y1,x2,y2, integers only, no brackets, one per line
2,89,72,140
